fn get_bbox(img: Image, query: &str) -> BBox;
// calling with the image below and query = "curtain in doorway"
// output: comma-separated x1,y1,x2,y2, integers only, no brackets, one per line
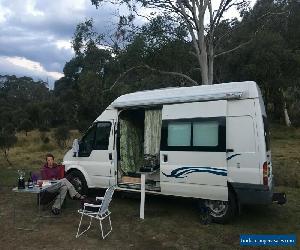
144,109,162,167
120,118,144,174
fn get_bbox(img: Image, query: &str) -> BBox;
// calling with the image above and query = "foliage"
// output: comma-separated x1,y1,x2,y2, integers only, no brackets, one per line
286,86,300,126
19,119,33,136
0,124,18,166
214,0,300,123
0,75,53,131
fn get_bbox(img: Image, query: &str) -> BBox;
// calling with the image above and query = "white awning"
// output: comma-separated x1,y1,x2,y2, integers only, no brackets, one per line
111,81,255,108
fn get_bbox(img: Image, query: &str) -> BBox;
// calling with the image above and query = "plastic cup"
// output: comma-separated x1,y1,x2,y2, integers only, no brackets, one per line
38,180,43,188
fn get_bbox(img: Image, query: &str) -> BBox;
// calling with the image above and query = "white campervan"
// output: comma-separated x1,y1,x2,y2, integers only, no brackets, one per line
63,81,283,223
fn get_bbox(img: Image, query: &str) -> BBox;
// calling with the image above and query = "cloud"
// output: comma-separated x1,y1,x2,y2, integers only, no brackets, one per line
0,4,12,24
0,56,63,87
0,0,119,87
55,40,72,50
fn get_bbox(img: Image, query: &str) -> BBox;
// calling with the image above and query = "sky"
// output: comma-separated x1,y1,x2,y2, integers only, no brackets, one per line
0,0,124,88
0,0,256,89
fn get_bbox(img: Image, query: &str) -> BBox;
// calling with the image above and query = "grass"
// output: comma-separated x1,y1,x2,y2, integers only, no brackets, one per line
0,129,80,186
270,125,300,188
0,125,299,249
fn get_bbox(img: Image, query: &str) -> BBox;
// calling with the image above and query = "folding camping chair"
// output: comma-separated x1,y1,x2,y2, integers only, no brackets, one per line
76,185,116,239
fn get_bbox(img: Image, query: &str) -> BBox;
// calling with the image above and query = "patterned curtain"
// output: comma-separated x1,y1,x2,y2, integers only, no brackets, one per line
120,118,144,174
144,109,162,167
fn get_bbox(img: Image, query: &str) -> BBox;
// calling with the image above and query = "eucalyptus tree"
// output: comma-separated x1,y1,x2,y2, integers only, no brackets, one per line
91,0,250,85
108,15,199,89
64,20,115,126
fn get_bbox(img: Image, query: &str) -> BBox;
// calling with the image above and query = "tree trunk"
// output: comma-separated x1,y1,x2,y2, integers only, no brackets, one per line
200,52,209,85
3,150,12,166
198,22,209,85
283,102,292,127
208,43,214,85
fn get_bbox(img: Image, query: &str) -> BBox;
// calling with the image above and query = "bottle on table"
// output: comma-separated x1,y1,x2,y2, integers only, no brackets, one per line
17,170,25,189
27,172,33,188
18,177,25,189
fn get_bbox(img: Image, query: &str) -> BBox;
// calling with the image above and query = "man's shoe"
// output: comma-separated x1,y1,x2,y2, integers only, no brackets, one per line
52,207,60,215
73,194,86,200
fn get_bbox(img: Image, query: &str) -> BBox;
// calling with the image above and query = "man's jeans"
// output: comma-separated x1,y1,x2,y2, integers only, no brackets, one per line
47,178,78,209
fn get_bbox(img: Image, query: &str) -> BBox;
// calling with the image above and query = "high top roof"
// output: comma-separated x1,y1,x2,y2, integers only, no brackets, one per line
111,81,260,108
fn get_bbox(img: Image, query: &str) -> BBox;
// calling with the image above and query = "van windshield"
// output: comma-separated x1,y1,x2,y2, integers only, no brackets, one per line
263,116,270,151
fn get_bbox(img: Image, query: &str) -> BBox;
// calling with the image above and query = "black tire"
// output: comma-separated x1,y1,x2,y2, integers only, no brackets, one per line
204,190,237,224
66,170,88,195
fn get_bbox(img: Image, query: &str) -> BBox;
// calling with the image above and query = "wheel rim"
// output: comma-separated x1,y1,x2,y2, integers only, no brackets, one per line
205,200,229,218
72,176,82,192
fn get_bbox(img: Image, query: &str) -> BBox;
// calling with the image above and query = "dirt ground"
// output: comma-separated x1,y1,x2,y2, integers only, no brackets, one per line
0,186,299,250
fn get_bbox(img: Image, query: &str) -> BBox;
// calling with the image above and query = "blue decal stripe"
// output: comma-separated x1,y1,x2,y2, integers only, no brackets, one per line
162,166,227,178
174,166,227,172
175,168,226,176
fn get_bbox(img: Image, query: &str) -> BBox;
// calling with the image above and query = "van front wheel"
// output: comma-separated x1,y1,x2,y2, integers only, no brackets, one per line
205,191,237,224
66,170,88,195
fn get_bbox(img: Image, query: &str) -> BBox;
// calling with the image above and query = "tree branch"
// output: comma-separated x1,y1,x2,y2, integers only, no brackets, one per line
104,65,145,92
257,11,288,21
143,64,199,85
214,39,252,58
104,63,199,92
189,50,198,58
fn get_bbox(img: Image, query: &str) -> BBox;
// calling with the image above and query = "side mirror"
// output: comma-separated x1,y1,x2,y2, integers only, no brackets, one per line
72,139,79,157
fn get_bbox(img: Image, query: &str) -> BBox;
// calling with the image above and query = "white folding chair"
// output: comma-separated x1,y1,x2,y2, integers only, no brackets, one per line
76,185,116,239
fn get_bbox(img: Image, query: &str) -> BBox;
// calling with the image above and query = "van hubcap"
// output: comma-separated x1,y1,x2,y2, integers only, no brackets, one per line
205,200,228,217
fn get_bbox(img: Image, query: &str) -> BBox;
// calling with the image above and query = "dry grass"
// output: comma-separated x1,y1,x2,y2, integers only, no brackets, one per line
0,129,80,186
270,125,300,188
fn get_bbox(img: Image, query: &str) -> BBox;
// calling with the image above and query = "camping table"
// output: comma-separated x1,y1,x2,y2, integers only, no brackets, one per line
12,181,60,230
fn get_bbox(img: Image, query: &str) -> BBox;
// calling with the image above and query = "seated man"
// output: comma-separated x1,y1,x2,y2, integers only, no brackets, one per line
41,153,85,215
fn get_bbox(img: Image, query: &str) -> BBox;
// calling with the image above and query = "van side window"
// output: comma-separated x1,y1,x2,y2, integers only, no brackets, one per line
193,121,219,146
95,122,111,150
161,117,225,152
168,122,191,146
79,122,112,157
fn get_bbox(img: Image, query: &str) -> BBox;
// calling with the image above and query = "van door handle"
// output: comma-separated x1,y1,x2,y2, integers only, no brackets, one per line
226,149,234,153
109,153,113,160
163,154,168,162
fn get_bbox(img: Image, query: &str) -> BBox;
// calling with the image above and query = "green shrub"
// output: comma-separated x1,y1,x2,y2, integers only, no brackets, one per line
19,119,33,136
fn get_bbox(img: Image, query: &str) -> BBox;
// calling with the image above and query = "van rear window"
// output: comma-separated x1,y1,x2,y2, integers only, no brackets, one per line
263,116,270,151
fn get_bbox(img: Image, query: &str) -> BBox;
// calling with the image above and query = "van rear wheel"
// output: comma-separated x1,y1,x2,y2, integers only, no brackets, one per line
66,170,88,195
205,191,237,224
